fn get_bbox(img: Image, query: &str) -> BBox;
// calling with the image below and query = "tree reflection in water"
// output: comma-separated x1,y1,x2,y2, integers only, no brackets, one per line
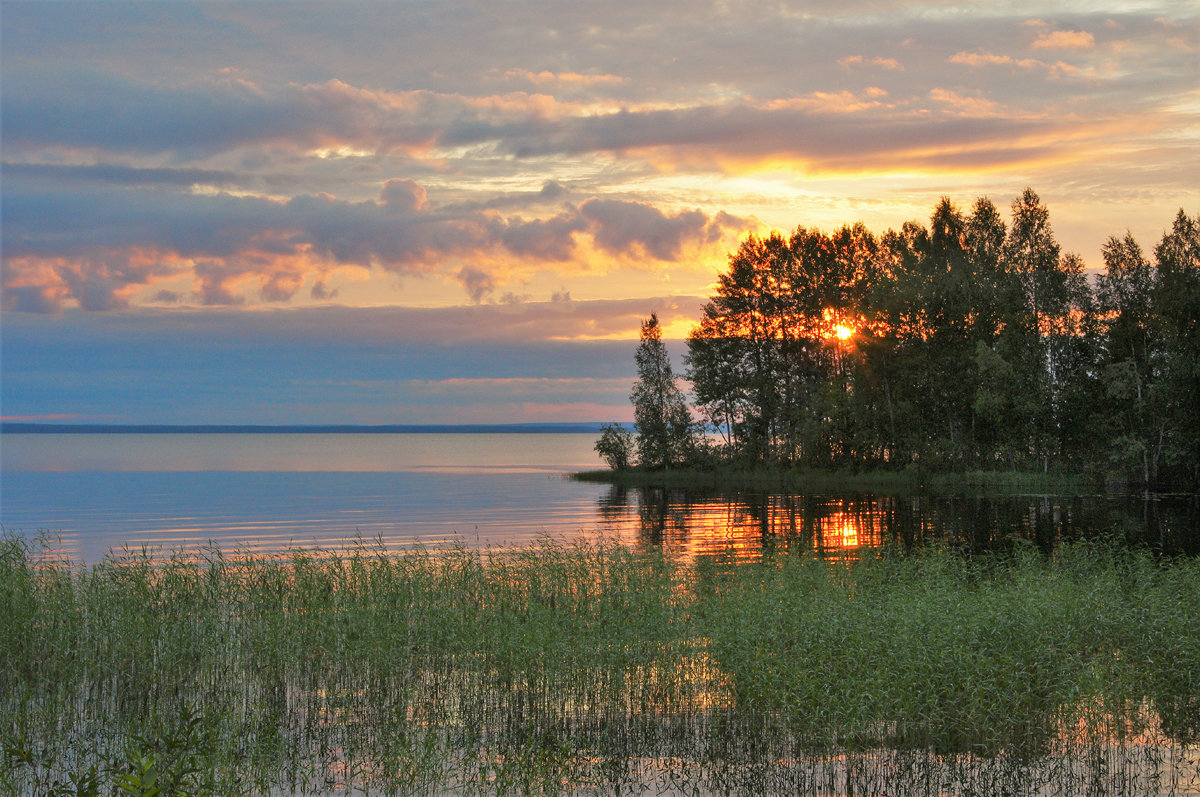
596,485,1200,561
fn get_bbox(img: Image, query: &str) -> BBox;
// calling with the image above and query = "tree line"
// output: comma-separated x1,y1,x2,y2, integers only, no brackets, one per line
598,190,1200,488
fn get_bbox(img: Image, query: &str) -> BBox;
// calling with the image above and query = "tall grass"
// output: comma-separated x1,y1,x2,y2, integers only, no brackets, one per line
3,533,1198,795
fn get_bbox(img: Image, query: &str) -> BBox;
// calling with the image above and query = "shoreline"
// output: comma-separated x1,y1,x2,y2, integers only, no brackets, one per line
571,466,1104,495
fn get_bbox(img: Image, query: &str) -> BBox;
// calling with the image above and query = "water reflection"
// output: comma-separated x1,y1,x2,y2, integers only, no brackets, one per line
598,486,1200,560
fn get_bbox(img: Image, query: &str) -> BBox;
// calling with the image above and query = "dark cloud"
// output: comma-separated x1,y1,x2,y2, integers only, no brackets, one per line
457,180,573,212
310,279,338,301
494,103,1063,171
538,180,569,201
2,184,291,260
260,270,306,303
580,198,713,261
501,198,748,263
1,72,442,158
0,69,1082,174
456,267,494,303
1,162,239,187
501,212,588,261
2,285,63,315
2,179,743,311
378,178,428,213
194,260,247,306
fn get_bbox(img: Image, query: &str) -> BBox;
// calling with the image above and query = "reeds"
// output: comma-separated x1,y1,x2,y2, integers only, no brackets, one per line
3,534,1198,795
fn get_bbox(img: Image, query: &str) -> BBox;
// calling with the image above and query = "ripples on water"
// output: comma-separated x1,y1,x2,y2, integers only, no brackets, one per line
5,432,1200,795
3,432,1198,562
599,486,1200,560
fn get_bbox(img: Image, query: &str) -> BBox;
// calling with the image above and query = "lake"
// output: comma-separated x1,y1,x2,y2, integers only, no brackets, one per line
6,431,1200,796
3,432,1198,562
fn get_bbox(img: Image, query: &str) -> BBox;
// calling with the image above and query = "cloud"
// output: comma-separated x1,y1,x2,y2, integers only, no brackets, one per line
2,0,1195,426
3,250,184,313
1031,30,1096,50
928,88,1000,117
1,74,390,157
4,2,1195,319
2,171,746,311
1,162,239,187
378,178,428,213
580,198,717,261
498,69,628,86
194,260,249,306
948,51,1077,76
491,102,1033,172
500,212,588,261
310,279,339,300
0,65,1092,179
1,71,586,162
457,267,495,303
838,55,903,70
2,284,64,314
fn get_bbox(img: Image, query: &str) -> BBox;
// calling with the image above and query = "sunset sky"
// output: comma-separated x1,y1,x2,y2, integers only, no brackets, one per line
3,0,1197,424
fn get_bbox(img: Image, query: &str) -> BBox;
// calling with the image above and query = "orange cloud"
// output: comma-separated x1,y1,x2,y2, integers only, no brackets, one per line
929,88,1001,116
763,90,890,114
949,51,1078,76
838,55,903,70
1031,30,1096,50
500,69,628,86
2,250,189,313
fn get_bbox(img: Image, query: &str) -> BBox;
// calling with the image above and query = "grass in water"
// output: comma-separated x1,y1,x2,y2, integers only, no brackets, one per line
2,534,1198,795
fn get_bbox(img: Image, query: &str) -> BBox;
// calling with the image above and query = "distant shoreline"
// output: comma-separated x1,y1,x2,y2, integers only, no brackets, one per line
1,422,623,435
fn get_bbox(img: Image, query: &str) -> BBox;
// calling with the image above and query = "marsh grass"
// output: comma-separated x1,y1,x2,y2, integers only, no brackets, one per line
3,533,1198,795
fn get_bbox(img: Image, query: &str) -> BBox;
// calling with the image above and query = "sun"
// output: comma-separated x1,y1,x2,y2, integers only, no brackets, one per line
822,309,857,342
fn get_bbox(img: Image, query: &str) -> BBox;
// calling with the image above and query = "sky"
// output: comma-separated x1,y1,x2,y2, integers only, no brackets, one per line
2,0,1198,424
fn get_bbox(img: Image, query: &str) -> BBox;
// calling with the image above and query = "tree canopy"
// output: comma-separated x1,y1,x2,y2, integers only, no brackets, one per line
665,192,1197,487
631,313,693,470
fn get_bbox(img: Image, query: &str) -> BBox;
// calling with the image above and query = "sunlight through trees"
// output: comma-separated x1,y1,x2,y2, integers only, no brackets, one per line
659,192,1200,487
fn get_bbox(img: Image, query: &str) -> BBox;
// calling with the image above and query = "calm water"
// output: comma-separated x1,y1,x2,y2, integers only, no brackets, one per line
2,432,1198,562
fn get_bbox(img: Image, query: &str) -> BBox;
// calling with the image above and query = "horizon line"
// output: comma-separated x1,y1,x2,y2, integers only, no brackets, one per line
1,422,629,435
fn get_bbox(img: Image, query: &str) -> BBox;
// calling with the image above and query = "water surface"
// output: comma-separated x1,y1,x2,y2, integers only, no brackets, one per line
3,432,1197,562
2,433,616,561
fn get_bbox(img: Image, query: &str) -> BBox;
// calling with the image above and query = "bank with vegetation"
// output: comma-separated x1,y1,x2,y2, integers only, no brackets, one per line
4,534,1199,795
597,193,1200,491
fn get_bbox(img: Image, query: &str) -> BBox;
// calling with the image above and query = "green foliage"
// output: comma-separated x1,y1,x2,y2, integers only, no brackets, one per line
697,541,1200,759
1152,210,1200,483
593,422,634,470
4,533,1200,794
678,194,1200,487
631,312,694,469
